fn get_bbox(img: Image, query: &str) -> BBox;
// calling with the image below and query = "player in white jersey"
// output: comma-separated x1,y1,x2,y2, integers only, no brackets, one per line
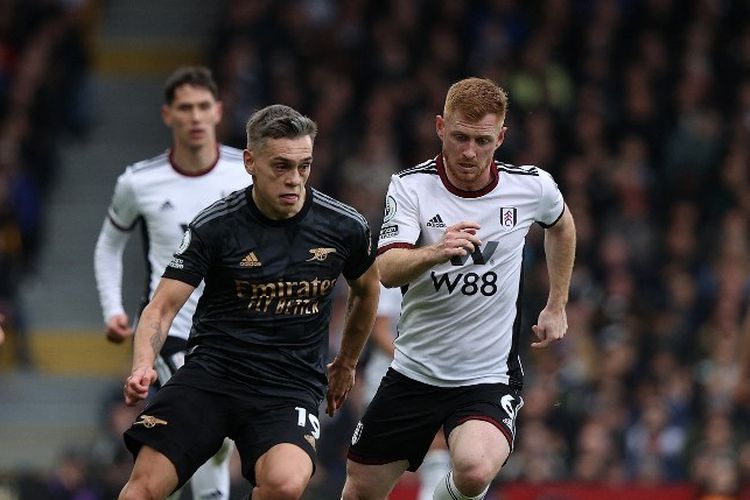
94,66,250,500
343,78,576,500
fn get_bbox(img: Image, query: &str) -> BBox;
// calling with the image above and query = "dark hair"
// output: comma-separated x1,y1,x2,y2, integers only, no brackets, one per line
245,104,318,150
163,66,219,104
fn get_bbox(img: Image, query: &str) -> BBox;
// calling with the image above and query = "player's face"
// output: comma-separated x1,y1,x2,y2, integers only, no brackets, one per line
244,135,313,220
436,111,506,191
162,84,222,150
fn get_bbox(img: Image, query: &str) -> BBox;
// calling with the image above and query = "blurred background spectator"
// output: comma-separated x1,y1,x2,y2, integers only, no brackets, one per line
2,0,750,498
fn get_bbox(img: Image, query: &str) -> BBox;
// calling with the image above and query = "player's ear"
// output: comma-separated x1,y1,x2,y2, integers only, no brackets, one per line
496,126,507,148
243,149,255,175
214,101,224,122
436,115,445,141
161,104,172,126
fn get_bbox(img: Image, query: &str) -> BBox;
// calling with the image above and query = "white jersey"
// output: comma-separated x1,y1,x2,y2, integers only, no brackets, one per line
95,145,251,340
378,155,564,388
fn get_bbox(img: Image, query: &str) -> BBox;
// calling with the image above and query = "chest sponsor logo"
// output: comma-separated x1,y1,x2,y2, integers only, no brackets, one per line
426,214,446,228
379,224,399,238
235,277,337,315
383,195,397,223
306,247,336,262
133,415,168,428
240,252,262,267
500,207,517,229
450,241,499,266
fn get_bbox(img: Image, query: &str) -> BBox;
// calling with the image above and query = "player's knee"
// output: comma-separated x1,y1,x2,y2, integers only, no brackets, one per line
452,460,495,496
260,472,308,500
341,476,381,500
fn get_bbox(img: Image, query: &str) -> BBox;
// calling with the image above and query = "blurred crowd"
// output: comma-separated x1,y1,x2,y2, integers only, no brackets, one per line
0,0,91,368
3,0,750,498
211,0,750,497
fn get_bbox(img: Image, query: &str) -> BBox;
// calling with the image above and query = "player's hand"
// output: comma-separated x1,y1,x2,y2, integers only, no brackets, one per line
434,221,482,262
106,313,133,343
123,366,157,406
0,313,5,345
326,357,356,417
531,305,568,349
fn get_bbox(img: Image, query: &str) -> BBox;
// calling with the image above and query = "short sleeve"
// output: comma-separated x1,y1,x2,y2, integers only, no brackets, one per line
107,170,141,231
535,169,565,228
377,175,421,251
162,222,212,287
342,218,376,281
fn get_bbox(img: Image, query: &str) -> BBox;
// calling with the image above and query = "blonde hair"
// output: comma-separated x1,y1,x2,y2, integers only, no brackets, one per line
443,77,508,122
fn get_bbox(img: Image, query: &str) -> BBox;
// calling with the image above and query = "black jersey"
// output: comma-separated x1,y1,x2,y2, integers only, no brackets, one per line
163,185,375,405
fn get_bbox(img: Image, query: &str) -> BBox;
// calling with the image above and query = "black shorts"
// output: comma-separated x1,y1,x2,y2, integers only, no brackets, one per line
124,363,319,489
348,368,523,471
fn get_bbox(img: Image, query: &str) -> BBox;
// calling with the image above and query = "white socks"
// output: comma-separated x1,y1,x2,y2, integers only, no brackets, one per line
432,470,489,500
418,450,451,500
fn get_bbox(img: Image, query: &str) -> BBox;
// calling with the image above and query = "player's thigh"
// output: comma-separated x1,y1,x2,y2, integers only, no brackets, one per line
124,382,229,490
348,369,448,471
230,399,319,487
342,459,410,500
122,445,179,499
444,383,523,473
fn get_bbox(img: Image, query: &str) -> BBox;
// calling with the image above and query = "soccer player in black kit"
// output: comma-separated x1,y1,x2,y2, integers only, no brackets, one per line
118,104,380,500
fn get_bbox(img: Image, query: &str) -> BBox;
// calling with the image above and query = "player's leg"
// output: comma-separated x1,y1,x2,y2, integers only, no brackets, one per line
119,446,179,499
122,366,230,500
417,432,450,500
232,398,322,499
155,339,234,500
189,438,234,500
344,368,447,500
434,385,523,500
341,459,410,500
251,443,312,499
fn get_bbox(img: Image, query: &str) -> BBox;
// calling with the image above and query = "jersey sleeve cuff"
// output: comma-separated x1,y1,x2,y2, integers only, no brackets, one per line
536,205,565,228
162,268,203,287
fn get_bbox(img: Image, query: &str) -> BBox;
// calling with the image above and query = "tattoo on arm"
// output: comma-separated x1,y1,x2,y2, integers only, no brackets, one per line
148,320,165,357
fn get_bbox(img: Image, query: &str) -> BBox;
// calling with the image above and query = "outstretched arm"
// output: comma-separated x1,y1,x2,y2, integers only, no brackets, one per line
326,263,380,416
124,278,194,406
532,205,576,348
378,221,482,287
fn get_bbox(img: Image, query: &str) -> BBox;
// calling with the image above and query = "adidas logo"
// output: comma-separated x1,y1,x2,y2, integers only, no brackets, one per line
160,200,174,211
240,252,261,267
426,214,446,228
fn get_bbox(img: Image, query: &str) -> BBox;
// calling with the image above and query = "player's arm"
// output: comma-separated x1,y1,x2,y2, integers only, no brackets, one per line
532,205,576,348
124,277,195,406
378,221,482,287
326,262,380,416
94,218,133,343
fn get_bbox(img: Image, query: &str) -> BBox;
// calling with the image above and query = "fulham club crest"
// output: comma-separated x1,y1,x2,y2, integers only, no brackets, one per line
500,207,517,229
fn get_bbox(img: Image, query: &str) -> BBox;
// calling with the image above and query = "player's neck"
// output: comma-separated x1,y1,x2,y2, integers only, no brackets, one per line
171,142,219,174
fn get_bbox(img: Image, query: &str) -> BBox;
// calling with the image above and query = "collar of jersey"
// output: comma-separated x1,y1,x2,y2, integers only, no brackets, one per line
245,185,313,226
437,155,499,198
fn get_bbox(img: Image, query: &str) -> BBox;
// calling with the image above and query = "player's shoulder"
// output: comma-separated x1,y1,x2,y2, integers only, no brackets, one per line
191,188,248,229
310,188,369,231
394,157,439,180
124,150,171,176
495,161,541,177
